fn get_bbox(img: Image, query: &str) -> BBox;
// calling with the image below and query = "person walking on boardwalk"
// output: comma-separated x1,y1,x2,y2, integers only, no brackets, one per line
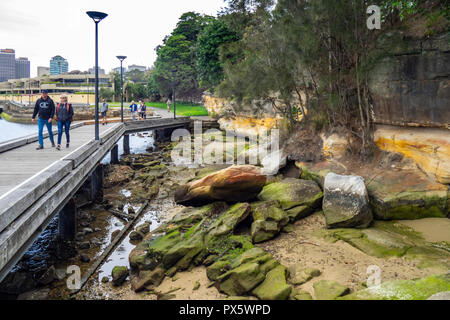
55,95,74,150
129,101,137,121
32,89,55,150
138,100,146,120
166,98,171,112
101,99,109,125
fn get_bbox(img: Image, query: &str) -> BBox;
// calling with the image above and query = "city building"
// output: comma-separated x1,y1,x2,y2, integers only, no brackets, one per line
128,64,147,72
0,73,113,95
88,66,105,75
112,66,126,74
37,66,50,77
15,57,30,79
0,49,16,82
50,55,68,75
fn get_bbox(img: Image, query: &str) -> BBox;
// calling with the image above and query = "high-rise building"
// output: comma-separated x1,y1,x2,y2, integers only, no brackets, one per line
15,57,30,78
50,55,68,75
88,66,105,75
37,66,50,77
0,49,16,82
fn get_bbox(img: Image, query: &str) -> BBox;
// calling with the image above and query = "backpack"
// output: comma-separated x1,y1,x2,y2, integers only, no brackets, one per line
57,103,70,113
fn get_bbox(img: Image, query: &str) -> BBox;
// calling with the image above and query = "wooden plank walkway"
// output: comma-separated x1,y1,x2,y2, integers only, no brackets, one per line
0,124,112,196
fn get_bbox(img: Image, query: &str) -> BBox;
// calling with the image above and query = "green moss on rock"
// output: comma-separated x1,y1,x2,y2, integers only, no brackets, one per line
252,265,292,300
341,274,450,300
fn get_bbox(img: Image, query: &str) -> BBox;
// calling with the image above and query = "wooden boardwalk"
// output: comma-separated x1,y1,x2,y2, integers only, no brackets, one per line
0,124,111,196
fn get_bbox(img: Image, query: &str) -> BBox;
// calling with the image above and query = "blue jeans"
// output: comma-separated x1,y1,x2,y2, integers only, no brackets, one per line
57,120,71,145
38,118,54,146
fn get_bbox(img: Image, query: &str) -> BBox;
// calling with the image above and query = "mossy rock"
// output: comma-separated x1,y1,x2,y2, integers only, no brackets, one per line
252,265,292,300
229,248,272,269
111,266,129,287
291,288,313,300
340,274,450,300
163,231,205,270
288,265,321,285
216,262,265,296
258,178,323,211
285,205,313,222
250,201,289,243
207,203,251,239
207,260,231,281
313,280,350,300
367,180,448,220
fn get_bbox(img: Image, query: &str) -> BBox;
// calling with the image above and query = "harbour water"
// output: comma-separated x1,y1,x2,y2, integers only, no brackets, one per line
0,118,36,143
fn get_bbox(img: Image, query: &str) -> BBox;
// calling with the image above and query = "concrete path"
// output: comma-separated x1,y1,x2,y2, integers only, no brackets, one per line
0,124,110,196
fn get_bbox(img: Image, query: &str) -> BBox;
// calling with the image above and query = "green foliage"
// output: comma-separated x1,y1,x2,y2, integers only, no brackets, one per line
151,12,212,100
197,19,239,90
99,87,114,101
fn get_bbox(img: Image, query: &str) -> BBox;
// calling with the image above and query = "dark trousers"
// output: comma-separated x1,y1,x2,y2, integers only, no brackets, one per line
57,120,71,145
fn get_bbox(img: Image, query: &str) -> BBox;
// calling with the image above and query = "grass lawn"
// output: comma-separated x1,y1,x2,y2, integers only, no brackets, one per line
92,102,209,117
145,102,209,117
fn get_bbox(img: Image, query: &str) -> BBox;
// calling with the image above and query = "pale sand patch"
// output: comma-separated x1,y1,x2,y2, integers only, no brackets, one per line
157,266,226,300
257,212,442,299
399,218,450,243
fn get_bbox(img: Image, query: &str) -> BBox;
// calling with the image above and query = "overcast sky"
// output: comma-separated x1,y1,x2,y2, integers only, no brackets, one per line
0,0,225,77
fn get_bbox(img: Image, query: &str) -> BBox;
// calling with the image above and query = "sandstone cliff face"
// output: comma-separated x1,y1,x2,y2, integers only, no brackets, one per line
374,125,450,184
369,32,449,184
369,32,449,128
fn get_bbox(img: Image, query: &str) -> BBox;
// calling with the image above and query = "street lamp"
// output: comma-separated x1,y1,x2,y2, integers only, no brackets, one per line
86,11,108,141
171,69,177,119
116,56,127,122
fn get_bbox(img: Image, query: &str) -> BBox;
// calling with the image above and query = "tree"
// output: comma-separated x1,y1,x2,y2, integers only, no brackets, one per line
99,88,114,101
151,12,212,101
196,19,238,90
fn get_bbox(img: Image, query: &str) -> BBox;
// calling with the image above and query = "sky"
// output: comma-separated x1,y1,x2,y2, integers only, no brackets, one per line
0,0,226,77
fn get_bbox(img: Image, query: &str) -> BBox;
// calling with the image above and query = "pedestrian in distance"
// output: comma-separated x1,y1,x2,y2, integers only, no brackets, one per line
101,99,109,125
167,98,171,112
138,100,146,120
55,95,74,150
129,101,137,121
32,89,55,150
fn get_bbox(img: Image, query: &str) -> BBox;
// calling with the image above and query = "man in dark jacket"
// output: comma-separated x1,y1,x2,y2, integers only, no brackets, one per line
55,95,74,150
32,89,55,150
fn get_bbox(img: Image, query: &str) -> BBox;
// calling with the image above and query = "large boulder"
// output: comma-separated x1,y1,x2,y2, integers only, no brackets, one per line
323,173,373,228
367,170,448,220
175,165,267,206
258,178,323,214
250,201,289,243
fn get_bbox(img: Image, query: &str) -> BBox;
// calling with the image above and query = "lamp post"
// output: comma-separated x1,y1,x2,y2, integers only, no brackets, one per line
171,69,177,119
116,56,127,122
86,11,108,141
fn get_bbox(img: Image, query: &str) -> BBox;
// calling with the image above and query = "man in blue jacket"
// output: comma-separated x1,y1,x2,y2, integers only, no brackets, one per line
32,89,55,150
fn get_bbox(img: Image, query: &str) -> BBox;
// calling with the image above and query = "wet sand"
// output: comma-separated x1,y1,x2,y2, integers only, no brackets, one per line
399,218,450,243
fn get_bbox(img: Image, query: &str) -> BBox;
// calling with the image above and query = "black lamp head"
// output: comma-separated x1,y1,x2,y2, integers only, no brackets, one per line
86,11,108,23
116,56,127,61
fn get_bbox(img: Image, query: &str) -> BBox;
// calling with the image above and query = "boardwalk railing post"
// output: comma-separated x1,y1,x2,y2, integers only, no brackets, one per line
123,134,130,155
111,144,119,164
58,199,77,241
